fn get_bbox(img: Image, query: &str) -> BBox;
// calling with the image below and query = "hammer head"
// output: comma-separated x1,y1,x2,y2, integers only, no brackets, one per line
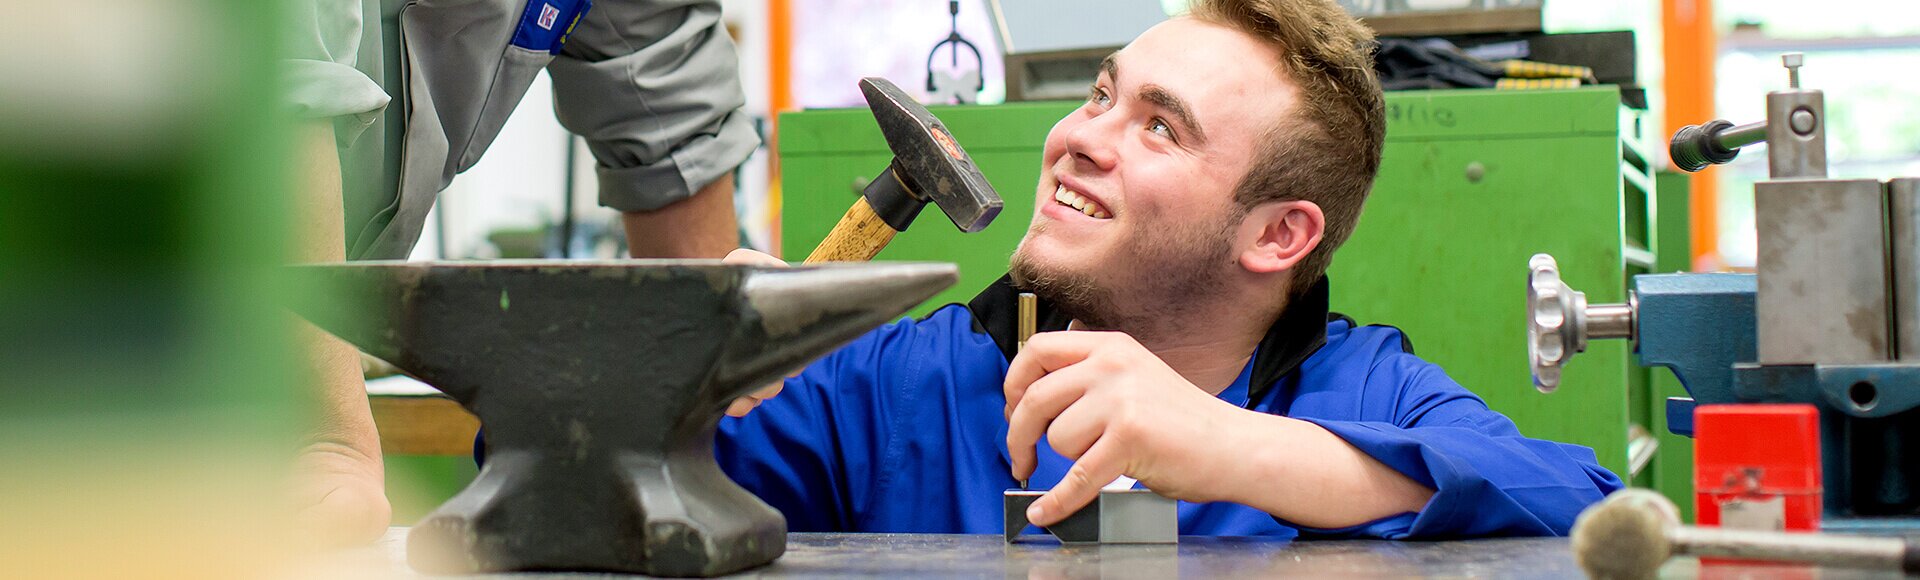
861,77,1002,233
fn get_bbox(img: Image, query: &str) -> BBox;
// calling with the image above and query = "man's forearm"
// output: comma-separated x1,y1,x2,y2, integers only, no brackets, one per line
1217,412,1433,529
294,120,382,463
621,173,740,259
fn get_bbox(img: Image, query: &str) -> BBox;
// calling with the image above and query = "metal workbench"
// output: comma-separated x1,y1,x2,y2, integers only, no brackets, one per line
303,529,1909,578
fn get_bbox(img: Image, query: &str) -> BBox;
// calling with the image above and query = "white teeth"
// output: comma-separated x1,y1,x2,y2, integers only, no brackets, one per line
1051,183,1110,219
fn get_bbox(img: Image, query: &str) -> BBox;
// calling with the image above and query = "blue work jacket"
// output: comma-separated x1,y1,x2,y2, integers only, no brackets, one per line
713,276,1623,540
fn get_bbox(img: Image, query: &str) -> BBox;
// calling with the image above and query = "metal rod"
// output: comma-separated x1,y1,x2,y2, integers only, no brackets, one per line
1586,302,1634,340
1018,292,1037,351
1783,52,1804,89
1671,526,1908,570
1716,120,1768,152
1017,291,1036,491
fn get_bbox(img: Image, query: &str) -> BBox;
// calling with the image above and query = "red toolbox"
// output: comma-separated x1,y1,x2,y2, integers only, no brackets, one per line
1694,404,1822,531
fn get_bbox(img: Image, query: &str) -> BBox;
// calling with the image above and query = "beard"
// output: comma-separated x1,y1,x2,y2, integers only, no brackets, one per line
1009,210,1239,340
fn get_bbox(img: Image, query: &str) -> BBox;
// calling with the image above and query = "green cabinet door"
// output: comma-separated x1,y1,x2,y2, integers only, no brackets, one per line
1326,88,1637,477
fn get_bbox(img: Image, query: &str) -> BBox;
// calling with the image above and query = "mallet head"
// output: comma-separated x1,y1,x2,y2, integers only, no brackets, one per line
1571,489,1682,580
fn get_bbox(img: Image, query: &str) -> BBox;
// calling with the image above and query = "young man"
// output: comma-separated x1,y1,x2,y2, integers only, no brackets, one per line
717,0,1620,538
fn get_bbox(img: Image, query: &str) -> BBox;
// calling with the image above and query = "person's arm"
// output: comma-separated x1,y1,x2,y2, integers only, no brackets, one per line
1003,331,1427,529
1275,359,1624,539
1207,413,1433,529
545,1,760,259
1005,331,1619,537
289,120,391,547
279,0,396,547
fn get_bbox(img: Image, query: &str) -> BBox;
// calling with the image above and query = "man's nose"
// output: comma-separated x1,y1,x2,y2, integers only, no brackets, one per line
1062,112,1120,172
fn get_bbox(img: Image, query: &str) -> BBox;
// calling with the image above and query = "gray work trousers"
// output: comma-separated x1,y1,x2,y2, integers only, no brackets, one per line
282,0,759,259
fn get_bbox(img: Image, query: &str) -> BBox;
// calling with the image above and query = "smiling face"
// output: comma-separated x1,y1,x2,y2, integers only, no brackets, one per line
1009,17,1297,331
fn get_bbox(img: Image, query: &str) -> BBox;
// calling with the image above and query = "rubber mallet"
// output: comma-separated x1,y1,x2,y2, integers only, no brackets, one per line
1571,489,1920,579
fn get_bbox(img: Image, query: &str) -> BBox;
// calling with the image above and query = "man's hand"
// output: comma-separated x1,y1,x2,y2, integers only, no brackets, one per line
291,442,391,548
1004,331,1251,526
721,248,795,417
726,379,784,417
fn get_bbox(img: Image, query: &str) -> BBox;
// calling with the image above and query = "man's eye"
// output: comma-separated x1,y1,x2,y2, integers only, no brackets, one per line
1089,87,1112,108
1148,118,1174,139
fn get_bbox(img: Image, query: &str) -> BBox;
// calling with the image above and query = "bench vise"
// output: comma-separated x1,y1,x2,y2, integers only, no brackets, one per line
1525,54,1920,533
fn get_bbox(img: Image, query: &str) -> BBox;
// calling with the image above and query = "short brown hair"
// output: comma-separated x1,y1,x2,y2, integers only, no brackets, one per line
1188,0,1384,297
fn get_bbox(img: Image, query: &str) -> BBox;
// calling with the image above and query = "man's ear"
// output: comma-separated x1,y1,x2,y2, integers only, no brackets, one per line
1237,200,1325,275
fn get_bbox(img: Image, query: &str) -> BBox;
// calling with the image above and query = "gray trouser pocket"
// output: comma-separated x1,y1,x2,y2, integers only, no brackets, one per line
456,45,553,171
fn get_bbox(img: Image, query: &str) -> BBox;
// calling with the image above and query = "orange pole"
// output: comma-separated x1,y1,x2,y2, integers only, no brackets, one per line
1663,0,1719,270
769,0,793,116
767,0,794,256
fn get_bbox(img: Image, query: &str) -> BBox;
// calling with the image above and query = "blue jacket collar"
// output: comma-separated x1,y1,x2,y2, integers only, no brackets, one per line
965,272,1335,407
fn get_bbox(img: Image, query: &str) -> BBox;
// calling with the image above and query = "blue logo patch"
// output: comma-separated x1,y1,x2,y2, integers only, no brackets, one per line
511,0,591,54
537,3,559,29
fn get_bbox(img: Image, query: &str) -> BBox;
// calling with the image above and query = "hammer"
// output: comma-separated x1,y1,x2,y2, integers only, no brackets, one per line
1571,489,1920,579
802,78,1002,263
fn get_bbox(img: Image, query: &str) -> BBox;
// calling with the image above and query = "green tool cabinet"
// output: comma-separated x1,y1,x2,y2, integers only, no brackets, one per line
778,87,1690,511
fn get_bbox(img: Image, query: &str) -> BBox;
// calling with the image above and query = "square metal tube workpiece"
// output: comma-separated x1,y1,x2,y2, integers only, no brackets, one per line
1005,489,1178,544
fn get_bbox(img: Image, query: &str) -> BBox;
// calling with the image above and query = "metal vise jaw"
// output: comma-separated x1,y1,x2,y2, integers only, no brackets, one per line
287,261,956,576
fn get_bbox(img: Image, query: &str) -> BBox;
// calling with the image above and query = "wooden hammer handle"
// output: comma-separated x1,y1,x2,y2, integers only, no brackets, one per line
804,197,899,263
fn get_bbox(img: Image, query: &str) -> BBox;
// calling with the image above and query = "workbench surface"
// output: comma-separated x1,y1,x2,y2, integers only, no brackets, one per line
309,528,1908,578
